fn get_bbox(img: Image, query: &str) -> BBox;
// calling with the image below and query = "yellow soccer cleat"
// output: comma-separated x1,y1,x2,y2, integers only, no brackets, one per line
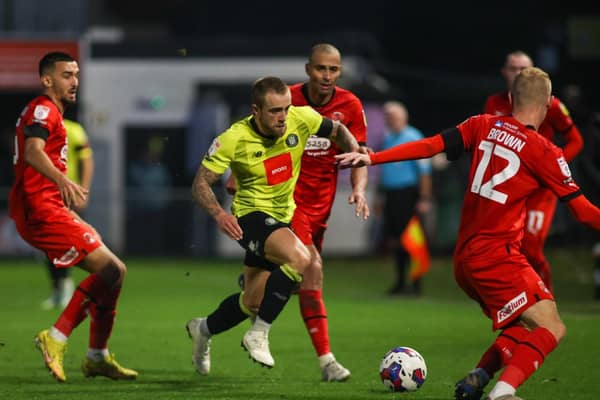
82,353,138,380
35,329,67,382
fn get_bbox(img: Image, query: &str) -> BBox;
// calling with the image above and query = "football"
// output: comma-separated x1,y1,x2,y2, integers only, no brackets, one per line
379,346,427,392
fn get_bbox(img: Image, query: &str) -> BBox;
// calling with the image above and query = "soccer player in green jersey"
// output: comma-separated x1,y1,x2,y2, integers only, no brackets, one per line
185,76,360,373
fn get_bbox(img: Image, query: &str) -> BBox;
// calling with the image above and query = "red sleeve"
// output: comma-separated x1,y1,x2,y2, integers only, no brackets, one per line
547,97,582,161
560,124,584,161
370,135,444,165
567,195,600,231
346,97,368,145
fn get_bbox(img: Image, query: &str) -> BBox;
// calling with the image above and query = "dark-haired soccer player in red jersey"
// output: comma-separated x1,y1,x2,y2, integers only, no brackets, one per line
288,43,369,381
229,44,369,381
484,50,583,293
336,67,600,400
10,52,137,382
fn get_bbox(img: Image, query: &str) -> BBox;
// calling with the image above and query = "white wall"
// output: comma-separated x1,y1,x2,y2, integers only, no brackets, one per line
82,57,363,253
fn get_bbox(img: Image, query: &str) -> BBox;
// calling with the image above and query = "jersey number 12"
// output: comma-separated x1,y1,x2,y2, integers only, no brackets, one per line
470,140,520,204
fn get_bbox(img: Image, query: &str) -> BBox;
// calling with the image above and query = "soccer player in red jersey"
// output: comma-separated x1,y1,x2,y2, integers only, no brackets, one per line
9,52,137,382
336,67,600,400
288,43,369,381
484,50,583,292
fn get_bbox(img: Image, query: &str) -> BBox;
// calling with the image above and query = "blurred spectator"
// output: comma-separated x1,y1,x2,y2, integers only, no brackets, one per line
377,101,432,296
126,135,172,254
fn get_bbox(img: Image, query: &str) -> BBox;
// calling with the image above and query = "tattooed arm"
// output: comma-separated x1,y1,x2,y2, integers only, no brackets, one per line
329,121,360,153
192,165,243,240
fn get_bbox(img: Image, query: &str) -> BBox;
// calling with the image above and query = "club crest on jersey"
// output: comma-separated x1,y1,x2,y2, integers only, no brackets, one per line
331,111,345,122
33,105,50,122
285,133,299,148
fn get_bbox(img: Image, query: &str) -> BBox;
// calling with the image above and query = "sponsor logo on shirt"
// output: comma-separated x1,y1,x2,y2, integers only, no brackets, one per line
285,133,299,148
305,136,331,151
497,291,528,323
263,152,293,186
53,246,79,267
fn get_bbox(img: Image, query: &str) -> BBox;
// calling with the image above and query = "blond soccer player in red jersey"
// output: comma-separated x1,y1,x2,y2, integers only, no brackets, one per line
484,50,583,292
10,52,137,382
336,67,600,400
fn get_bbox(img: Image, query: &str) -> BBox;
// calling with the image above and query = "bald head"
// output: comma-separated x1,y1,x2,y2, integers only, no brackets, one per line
308,43,341,64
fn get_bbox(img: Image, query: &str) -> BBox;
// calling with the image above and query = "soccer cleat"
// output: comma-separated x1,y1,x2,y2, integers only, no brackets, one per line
321,359,351,382
185,318,211,375
82,353,138,379
241,329,274,368
455,368,490,400
35,329,67,382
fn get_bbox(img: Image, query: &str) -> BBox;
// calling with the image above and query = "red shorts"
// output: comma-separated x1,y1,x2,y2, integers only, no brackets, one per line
454,250,554,331
290,207,328,252
14,208,102,268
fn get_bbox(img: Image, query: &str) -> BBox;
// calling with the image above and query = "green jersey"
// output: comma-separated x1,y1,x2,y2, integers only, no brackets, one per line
64,119,92,184
202,105,331,222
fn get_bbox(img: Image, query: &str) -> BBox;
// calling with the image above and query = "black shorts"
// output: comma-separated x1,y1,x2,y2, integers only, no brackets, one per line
237,211,289,271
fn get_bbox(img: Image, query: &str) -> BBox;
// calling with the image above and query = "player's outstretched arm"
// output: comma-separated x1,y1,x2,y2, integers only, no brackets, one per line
192,165,242,240
24,137,87,209
336,134,446,168
566,195,600,231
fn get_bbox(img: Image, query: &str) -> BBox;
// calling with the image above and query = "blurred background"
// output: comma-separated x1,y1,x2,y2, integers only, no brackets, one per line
0,0,599,258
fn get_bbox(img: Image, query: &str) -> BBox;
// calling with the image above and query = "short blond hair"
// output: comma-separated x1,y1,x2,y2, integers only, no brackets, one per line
511,67,551,109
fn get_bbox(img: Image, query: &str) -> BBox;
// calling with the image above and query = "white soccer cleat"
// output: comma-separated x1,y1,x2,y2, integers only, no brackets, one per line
241,329,274,368
185,318,211,375
321,359,351,382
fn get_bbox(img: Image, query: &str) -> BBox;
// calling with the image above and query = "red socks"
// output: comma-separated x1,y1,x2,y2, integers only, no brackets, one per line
53,273,121,350
477,325,530,377
498,327,558,389
54,274,108,336
299,289,330,356
89,286,121,349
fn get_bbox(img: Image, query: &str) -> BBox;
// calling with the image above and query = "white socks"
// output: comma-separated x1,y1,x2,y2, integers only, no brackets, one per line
87,348,109,361
49,327,68,343
487,381,516,399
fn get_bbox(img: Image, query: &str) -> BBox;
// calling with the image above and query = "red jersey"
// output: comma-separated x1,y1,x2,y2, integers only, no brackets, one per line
290,83,367,217
446,114,581,262
10,95,68,221
484,92,581,161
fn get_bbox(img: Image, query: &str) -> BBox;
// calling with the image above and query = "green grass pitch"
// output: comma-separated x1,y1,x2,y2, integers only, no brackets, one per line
1,248,599,399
